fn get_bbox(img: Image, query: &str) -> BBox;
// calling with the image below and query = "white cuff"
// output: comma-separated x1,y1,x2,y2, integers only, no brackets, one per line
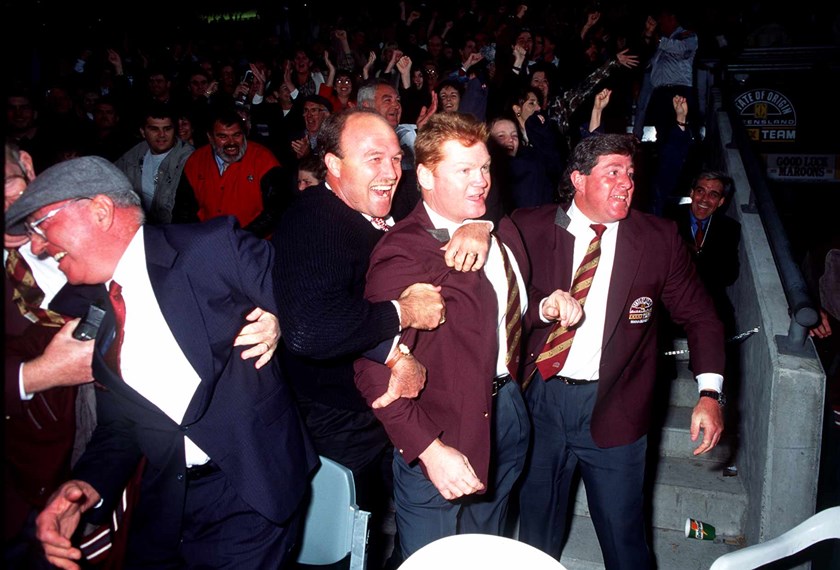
19,363,34,401
696,372,723,393
391,300,402,332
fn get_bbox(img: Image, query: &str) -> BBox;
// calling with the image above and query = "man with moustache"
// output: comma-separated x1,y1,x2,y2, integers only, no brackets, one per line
512,134,726,569
172,103,282,238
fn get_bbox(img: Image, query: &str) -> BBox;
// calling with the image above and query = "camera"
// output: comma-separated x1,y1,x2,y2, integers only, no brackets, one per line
72,303,106,341
242,70,255,86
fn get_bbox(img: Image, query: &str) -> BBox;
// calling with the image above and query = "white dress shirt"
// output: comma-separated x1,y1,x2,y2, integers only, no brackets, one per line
111,227,210,466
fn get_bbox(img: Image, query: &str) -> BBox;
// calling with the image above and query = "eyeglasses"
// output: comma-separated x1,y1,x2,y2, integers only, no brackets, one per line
25,198,89,240
691,186,723,201
5,173,28,192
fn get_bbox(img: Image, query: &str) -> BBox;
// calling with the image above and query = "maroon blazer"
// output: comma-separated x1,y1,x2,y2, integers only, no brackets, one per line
4,272,75,540
354,203,530,486
511,204,724,448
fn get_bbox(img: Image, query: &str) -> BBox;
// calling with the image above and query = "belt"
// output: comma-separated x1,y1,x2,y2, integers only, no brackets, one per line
186,460,221,481
554,376,597,386
492,374,513,397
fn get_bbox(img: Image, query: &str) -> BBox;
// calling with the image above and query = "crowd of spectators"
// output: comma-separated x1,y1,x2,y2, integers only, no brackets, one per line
5,0,840,568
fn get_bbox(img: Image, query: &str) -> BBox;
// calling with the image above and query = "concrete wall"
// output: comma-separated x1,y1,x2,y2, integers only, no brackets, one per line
710,90,826,544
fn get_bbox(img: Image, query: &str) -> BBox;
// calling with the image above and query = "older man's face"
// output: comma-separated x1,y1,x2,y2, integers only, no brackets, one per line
210,121,247,164
26,198,107,285
689,179,725,221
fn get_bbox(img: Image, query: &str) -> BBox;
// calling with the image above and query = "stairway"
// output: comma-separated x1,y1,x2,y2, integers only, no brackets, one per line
559,341,748,570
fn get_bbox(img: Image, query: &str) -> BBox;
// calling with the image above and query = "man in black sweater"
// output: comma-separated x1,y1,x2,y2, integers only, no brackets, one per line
272,108,490,567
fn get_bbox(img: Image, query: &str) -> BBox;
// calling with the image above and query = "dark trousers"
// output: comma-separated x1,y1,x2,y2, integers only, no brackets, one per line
393,380,530,558
126,469,301,569
518,375,652,570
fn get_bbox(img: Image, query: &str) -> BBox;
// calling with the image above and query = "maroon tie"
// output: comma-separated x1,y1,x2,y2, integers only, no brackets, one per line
370,217,390,232
496,236,522,380
105,280,126,375
81,279,144,565
694,222,705,251
5,248,66,327
536,224,607,380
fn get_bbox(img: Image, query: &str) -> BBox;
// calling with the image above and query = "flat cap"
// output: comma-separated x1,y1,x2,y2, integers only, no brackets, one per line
5,156,134,235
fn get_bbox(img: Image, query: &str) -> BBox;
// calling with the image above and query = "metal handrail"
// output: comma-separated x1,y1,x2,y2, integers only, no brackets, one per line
720,90,819,354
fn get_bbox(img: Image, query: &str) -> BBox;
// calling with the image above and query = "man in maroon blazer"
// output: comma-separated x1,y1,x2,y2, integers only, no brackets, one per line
355,113,582,560
511,134,726,569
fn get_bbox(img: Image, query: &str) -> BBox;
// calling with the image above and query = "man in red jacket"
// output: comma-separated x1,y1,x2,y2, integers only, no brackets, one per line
172,104,283,238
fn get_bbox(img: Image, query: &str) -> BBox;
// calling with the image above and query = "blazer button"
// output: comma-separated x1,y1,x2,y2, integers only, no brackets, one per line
181,425,189,432
177,473,184,482
484,412,489,418
399,449,404,454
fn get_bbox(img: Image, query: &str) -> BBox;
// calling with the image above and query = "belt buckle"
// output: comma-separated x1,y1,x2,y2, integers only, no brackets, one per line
492,375,511,397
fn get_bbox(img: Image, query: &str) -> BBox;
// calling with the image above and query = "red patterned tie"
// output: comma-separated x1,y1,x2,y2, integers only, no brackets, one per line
370,217,390,232
5,248,66,327
496,236,522,380
536,224,607,380
694,222,705,252
105,281,126,375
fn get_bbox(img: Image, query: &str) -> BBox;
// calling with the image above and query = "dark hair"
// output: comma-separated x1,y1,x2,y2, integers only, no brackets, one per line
209,103,247,131
298,153,327,181
692,170,732,196
140,101,178,127
436,78,465,98
562,133,638,194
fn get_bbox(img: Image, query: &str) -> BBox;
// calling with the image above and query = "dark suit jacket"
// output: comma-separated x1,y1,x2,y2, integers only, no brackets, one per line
72,218,318,557
673,205,741,297
354,202,530,485
511,204,724,448
673,205,741,332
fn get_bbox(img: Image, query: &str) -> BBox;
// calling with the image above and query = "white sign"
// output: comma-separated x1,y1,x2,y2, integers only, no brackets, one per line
765,154,837,181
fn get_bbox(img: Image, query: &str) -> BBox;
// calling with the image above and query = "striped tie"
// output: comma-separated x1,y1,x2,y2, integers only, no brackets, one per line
536,224,607,380
5,248,66,327
496,236,522,380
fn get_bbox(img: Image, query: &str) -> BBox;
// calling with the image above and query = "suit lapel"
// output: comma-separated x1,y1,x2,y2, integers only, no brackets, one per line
553,209,575,294
143,226,214,385
603,216,643,347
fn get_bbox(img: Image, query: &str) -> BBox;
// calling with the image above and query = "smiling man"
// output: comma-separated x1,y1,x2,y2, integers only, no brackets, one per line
511,134,726,569
115,102,194,224
354,112,580,560
672,170,741,335
5,155,317,569
171,103,281,238
272,108,493,568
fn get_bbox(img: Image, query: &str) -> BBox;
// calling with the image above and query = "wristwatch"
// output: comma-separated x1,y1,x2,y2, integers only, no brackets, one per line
385,343,412,368
699,390,726,407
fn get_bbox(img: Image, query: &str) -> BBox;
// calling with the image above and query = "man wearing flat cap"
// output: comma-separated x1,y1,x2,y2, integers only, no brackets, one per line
7,156,318,568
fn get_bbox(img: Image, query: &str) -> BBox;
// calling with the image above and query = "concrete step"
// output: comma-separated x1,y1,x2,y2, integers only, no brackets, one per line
667,366,703,408
657,405,739,464
572,456,747,536
560,515,740,570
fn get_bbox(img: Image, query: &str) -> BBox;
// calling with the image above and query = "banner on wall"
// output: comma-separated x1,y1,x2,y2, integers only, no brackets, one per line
734,89,797,143
765,154,838,181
